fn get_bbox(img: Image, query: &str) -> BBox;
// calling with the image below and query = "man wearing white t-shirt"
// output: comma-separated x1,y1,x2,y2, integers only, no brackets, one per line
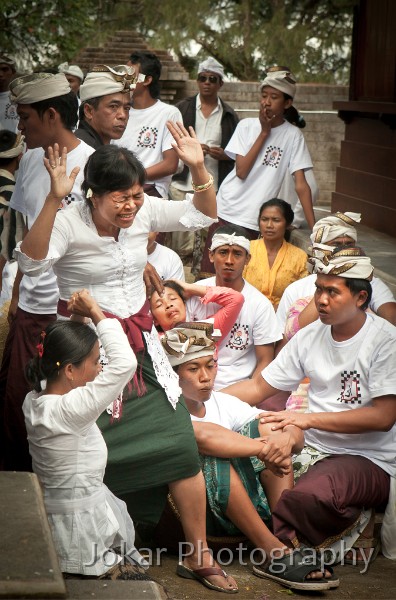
224,246,396,568
187,225,282,390
147,231,185,281
200,67,315,277
0,73,94,471
113,52,181,199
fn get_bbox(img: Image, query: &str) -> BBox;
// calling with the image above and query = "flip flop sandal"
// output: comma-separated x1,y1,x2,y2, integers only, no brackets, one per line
344,537,381,566
252,548,333,591
176,562,238,593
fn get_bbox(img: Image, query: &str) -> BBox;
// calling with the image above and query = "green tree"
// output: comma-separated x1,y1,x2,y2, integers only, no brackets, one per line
96,0,356,83
0,0,96,70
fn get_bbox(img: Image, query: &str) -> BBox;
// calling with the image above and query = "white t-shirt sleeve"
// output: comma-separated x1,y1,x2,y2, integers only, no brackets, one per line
252,295,283,344
217,392,262,431
370,278,396,313
262,333,305,391
288,129,313,174
161,107,183,152
223,120,251,160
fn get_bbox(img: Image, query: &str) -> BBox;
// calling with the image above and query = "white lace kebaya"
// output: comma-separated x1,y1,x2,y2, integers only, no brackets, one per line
15,194,215,408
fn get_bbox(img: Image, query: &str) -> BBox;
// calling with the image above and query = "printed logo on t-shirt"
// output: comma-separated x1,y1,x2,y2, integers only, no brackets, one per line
58,193,77,210
337,370,362,404
226,323,250,351
137,126,158,149
4,102,18,121
262,145,283,168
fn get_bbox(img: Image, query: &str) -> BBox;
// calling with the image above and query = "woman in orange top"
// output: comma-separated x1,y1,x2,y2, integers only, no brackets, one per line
243,198,308,309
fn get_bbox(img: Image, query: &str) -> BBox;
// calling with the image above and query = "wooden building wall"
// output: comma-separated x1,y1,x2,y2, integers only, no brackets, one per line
332,0,396,237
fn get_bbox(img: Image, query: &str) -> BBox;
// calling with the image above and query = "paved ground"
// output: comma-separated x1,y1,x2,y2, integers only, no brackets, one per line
149,552,395,600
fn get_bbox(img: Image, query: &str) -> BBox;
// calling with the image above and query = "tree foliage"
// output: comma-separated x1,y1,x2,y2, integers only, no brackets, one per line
1,0,356,83
0,0,96,70
96,0,356,83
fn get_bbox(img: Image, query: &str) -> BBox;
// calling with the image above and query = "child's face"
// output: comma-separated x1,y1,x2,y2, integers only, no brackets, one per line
260,85,292,121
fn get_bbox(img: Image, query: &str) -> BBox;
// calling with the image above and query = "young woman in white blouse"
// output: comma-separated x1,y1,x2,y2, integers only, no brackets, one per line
23,289,149,579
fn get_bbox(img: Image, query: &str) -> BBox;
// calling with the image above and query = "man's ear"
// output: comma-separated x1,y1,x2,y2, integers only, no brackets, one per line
219,79,224,89
46,107,59,123
143,75,152,88
284,98,293,110
209,250,215,264
83,103,94,121
244,253,251,267
356,290,368,308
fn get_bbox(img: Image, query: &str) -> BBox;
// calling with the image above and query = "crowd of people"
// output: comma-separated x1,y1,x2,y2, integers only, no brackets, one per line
0,49,395,595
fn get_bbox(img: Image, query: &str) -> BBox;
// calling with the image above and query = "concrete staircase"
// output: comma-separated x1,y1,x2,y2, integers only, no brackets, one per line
73,30,188,103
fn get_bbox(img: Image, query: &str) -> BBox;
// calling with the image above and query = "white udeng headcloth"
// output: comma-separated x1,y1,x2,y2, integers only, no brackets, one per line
79,64,144,102
161,322,218,367
308,245,373,280
310,212,361,246
0,133,25,159
210,232,251,254
260,69,297,98
9,73,71,104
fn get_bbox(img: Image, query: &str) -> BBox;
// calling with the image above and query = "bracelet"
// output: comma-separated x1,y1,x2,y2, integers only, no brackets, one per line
191,173,214,193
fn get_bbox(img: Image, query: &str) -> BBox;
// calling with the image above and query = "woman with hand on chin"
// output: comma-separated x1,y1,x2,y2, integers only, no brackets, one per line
16,123,238,594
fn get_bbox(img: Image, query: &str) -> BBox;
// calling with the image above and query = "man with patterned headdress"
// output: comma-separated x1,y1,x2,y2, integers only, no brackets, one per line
75,65,139,149
200,66,315,278
0,72,95,471
276,211,396,330
223,246,396,577
0,54,18,132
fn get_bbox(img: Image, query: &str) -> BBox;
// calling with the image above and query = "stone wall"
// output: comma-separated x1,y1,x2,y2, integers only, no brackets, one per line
74,30,348,207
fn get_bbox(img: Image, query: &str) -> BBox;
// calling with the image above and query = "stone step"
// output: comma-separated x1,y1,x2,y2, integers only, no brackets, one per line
0,472,66,598
65,579,168,599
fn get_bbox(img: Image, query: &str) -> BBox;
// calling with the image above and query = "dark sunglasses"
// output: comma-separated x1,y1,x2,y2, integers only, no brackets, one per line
197,75,219,84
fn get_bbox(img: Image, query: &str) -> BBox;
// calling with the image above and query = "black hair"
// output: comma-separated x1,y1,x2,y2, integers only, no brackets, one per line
31,91,78,130
129,51,162,99
152,280,186,333
78,96,102,122
0,130,19,167
258,198,294,241
344,278,372,311
25,321,98,393
284,105,305,128
81,145,146,202
162,280,186,303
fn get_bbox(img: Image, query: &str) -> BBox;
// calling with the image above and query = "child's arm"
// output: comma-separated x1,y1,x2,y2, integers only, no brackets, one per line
293,169,315,229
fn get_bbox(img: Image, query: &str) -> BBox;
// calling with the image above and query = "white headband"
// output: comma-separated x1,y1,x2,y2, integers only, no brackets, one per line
58,62,84,82
261,70,296,98
0,133,25,159
9,73,71,104
308,245,373,280
161,322,218,367
210,232,251,254
310,212,361,245
198,57,224,79
79,64,144,102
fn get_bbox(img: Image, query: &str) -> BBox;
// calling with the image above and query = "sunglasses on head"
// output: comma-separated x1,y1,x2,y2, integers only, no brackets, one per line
197,75,219,84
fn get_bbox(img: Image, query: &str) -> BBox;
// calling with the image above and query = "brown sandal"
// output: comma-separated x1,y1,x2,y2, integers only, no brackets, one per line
176,562,238,593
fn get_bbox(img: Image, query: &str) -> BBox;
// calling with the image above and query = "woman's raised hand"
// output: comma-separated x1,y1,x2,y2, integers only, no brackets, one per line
166,121,204,169
44,144,80,201
67,289,106,325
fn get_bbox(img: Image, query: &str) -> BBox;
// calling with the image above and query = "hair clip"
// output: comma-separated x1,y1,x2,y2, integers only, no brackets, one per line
56,361,60,367
36,343,44,358
86,188,93,199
